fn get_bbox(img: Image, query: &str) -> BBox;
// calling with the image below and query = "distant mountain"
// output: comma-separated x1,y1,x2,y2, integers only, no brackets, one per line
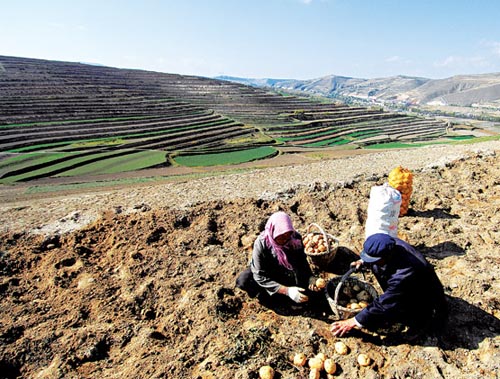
217,73,500,107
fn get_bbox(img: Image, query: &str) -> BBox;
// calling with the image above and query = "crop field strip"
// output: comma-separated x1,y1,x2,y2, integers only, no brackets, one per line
295,120,446,146
1,125,255,182
0,55,451,182
267,109,447,144
0,111,210,131
0,99,203,124
0,113,229,151
269,116,411,137
0,121,253,180
321,119,441,141
0,118,253,174
2,150,139,182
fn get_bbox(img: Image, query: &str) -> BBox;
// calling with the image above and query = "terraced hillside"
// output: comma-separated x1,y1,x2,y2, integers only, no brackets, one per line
0,55,451,183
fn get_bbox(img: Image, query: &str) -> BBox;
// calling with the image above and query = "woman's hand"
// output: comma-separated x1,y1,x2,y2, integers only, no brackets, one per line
308,276,319,292
330,317,358,337
308,276,326,292
287,287,309,303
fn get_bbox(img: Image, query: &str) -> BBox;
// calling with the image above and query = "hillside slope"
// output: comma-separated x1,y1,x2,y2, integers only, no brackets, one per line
0,55,450,185
221,72,500,107
0,141,498,379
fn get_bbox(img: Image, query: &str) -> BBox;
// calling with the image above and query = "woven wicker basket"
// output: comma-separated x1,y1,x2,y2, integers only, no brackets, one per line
303,223,339,271
325,269,379,320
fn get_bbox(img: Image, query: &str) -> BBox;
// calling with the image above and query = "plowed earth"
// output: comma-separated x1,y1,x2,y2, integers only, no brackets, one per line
0,143,499,379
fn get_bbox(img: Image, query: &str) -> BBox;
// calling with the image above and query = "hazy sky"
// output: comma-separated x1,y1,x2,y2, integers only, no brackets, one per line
2,0,500,80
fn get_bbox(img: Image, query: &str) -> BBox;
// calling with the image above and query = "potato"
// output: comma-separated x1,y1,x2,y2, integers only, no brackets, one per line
315,278,326,289
358,301,369,308
259,365,274,379
315,352,326,362
308,357,324,370
334,341,349,355
356,290,371,302
293,352,307,367
357,353,371,366
342,286,354,298
309,368,321,379
324,358,337,374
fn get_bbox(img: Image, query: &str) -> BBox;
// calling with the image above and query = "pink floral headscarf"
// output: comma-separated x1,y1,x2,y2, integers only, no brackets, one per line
262,212,303,270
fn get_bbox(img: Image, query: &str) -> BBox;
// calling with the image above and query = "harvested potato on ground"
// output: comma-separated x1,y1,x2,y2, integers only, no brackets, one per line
293,352,307,367
357,353,371,367
324,358,337,374
334,341,349,355
315,352,326,362
309,368,321,379
259,365,274,379
308,357,324,370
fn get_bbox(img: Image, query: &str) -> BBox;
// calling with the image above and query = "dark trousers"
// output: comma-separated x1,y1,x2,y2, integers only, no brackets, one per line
236,268,331,315
236,268,262,298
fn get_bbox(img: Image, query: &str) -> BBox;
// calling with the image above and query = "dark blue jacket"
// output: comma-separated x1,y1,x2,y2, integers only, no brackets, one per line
355,238,447,330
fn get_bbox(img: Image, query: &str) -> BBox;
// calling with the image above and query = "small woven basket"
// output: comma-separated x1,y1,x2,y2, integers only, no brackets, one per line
303,223,339,271
325,268,379,320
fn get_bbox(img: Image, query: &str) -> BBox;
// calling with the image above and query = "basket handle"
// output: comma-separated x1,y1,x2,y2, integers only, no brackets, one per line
306,223,332,254
307,222,327,236
333,267,356,304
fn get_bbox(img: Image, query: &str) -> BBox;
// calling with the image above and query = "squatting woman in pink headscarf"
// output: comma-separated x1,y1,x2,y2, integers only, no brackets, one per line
236,212,324,310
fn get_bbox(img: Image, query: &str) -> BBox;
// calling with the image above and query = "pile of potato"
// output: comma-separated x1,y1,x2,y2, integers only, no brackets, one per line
292,352,338,379
302,232,335,255
259,343,372,378
337,281,373,310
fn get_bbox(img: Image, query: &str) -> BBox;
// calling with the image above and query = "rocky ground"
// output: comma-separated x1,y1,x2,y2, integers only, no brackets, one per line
0,141,499,379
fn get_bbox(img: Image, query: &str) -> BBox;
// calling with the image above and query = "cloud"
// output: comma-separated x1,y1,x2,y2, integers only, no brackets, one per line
385,56,401,63
433,55,490,71
299,0,313,4
385,56,412,65
482,40,500,57
434,56,459,68
431,39,500,75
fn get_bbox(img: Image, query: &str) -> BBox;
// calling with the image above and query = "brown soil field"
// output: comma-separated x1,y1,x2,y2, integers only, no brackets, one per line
0,142,499,379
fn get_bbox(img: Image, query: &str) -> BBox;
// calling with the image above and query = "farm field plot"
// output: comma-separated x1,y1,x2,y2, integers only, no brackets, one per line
0,55,479,184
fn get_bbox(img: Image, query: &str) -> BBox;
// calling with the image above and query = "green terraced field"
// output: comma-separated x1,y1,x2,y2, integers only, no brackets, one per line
173,146,278,166
57,150,167,176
